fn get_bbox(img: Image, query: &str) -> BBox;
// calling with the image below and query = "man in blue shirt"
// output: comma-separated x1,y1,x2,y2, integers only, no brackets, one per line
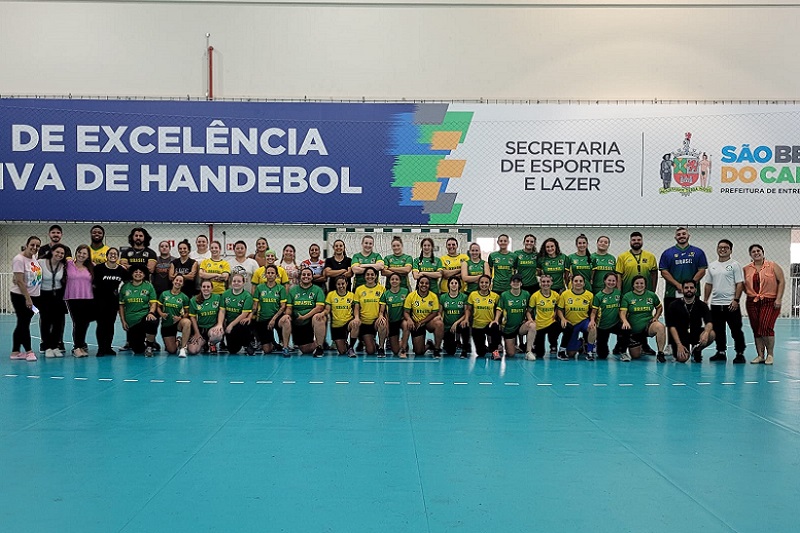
659,227,708,350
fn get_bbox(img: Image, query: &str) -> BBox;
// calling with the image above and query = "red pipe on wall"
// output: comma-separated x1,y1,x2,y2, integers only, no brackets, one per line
207,46,214,101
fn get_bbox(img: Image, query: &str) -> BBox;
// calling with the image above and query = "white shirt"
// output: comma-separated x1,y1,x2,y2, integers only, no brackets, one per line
229,257,260,287
706,259,744,305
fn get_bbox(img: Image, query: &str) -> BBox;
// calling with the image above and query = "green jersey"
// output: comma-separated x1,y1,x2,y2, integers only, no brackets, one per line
254,282,287,321
412,256,442,294
567,253,592,285
498,290,531,333
538,254,569,291
488,251,515,293
620,290,660,333
288,284,326,318
190,293,222,329
383,253,413,289
592,289,622,330
590,253,617,294
380,287,409,323
221,289,254,323
438,292,468,329
351,252,384,288
119,282,158,325
159,290,189,323
514,250,538,287
463,259,486,293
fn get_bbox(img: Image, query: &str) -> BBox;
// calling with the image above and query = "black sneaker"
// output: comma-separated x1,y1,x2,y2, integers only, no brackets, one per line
709,351,727,362
377,347,386,358
425,339,435,353
656,351,667,363
245,344,256,356
432,348,441,359
692,347,703,363
313,345,324,358
733,353,746,364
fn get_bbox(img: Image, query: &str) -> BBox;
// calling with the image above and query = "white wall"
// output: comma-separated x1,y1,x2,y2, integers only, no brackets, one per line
2,1,800,100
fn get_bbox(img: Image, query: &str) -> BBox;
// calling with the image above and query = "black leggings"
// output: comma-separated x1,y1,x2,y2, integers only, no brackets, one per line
534,322,562,357
67,299,94,349
11,292,41,353
38,289,66,350
126,318,159,354
225,322,253,354
443,325,470,356
471,323,500,357
95,299,119,353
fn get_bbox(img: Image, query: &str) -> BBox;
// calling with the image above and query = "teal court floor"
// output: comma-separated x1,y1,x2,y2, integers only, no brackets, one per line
1,315,799,533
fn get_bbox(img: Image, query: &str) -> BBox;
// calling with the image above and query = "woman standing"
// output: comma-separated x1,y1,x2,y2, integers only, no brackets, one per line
488,234,515,294
351,235,384,289
38,243,67,358
253,265,288,354
412,238,442,295
152,240,175,297
377,272,410,358
280,244,300,289
217,273,255,355
567,234,592,289
198,241,230,295
514,234,539,295
64,245,95,358
743,244,785,365
187,280,224,355
169,239,198,298
118,264,160,356
157,274,191,357
461,242,490,294
323,239,352,294
383,236,413,290
537,238,569,293
10,236,42,361
248,237,270,268
439,277,470,357
301,243,327,290
93,247,129,356
467,275,501,359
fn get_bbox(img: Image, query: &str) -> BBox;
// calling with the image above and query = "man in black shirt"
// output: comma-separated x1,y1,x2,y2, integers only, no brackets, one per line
38,224,72,260
666,279,715,363
119,227,157,273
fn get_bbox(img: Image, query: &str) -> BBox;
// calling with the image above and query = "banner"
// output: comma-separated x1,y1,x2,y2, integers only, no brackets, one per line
1,99,798,225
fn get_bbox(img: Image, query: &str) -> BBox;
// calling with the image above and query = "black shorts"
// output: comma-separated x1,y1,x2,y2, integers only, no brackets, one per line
411,324,428,338
292,319,314,346
254,321,276,345
331,325,350,341
628,330,649,348
359,323,377,337
161,322,179,338
388,320,403,338
502,327,521,340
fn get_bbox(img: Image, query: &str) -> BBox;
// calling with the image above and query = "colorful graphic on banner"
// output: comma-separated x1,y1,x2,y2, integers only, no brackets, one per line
660,132,712,196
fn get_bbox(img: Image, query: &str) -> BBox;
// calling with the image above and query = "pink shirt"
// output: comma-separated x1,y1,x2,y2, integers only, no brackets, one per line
64,260,94,300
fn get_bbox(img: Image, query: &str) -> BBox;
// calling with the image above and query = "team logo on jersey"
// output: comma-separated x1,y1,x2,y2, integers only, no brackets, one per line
660,132,712,196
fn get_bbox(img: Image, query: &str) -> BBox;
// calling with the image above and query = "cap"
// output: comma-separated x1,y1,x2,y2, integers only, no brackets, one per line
510,274,523,283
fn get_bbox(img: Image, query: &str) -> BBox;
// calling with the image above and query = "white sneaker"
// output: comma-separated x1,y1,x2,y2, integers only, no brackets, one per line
620,353,632,362
53,348,64,358
45,348,55,359
524,351,536,361
178,348,187,358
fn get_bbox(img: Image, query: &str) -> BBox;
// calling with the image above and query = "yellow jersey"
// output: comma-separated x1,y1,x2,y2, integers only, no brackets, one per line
354,284,385,325
529,290,559,329
325,290,354,328
467,290,499,329
199,258,231,295
404,291,440,323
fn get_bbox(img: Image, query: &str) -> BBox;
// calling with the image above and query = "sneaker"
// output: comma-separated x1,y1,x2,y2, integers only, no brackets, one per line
557,352,569,361
72,348,87,358
347,347,356,358
25,351,37,362
425,340,435,353
209,344,218,355
524,351,536,361
585,352,596,361
620,353,632,362
709,351,727,362
692,347,703,363
751,355,765,364
733,353,746,364
53,348,64,358
313,345,324,358
152,341,162,351
178,348,187,358
656,351,666,363
765,354,774,365
433,348,442,359
377,347,386,358
45,348,55,359
144,346,154,357
492,350,501,360
283,347,291,358
245,344,256,356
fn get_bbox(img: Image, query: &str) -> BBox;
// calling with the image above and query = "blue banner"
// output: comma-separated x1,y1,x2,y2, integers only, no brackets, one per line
0,99,450,224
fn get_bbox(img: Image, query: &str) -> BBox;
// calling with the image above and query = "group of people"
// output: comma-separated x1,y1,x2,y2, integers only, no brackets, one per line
9,225,786,366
